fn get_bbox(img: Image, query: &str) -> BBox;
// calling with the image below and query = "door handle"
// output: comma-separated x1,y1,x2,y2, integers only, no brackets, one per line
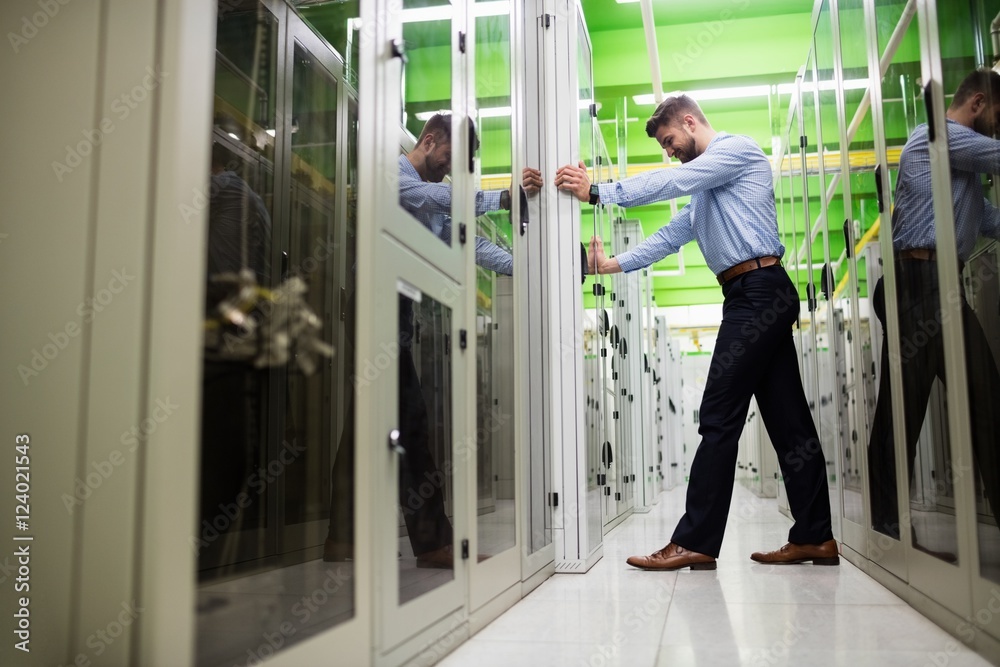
390,39,407,64
388,429,404,456
874,164,884,213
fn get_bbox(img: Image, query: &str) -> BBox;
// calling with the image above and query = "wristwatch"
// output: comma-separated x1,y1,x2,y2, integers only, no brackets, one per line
588,184,600,205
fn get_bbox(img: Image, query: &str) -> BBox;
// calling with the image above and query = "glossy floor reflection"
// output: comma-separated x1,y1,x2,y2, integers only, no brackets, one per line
196,560,354,667
440,485,994,667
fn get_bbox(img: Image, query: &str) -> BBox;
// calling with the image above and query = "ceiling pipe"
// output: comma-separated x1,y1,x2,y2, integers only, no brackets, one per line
638,0,685,275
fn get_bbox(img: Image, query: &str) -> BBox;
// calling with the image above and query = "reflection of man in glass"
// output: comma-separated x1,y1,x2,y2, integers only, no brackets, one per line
868,69,1000,553
325,115,541,568
398,113,543,275
557,95,837,571
199,141,272,568
205,142,272,307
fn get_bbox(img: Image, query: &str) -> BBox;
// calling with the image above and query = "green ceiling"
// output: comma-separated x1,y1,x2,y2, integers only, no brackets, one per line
580,0,814,33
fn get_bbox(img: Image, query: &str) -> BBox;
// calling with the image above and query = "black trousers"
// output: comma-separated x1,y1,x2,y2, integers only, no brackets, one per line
671,266,834,557
327,298,453,556
867,260,1000,538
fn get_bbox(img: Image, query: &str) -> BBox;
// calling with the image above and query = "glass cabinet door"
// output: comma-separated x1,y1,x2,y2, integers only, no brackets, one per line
922,0,1000,621
866,0,924,580
196,3,357,665
816,1,846,543
470,1,519,611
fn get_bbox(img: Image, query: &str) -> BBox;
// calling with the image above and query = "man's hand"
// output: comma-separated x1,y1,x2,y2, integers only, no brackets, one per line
522,167,543,194
589,235,620,274
555,161,592,202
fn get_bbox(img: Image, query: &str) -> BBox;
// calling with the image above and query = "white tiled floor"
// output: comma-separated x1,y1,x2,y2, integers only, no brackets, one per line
439,484,995,667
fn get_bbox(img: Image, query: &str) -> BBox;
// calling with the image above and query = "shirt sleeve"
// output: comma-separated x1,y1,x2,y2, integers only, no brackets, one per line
947,125,1000,174
614,204,695,273
474,236,513,275
596,143,747,208
399,178,501,218
981,197,1000,241
399,177,452,216
477,190,503,216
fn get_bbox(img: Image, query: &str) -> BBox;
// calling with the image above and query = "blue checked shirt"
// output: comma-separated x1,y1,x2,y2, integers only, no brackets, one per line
596,133,784,276
892,119,1000,261
398,155,513,275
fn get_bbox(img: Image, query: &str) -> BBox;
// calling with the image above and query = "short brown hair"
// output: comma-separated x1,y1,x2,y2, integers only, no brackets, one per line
416,113,480,151
645,95,708,138
951,68,1000,108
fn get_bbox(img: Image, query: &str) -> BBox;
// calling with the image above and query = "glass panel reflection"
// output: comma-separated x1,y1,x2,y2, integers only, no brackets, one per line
578,12,605,551
399,0,454,247
836,0,876,528
815,3,847,534
197,4,355,666
867,0,922,547
474,5,517,561
934,0,1000,579
397,287,455,603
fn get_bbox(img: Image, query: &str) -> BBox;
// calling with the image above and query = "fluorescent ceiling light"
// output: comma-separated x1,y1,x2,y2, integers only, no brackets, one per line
615,0,641,3
777,78,869,94
227,132,239,140
415,100,595,121
633,79,870,106
401,1,509,23
413,107,513,120
266,128,276,137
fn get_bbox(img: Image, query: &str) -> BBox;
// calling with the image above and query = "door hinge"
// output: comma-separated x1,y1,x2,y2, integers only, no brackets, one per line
800,135,807,148
549,492,559,507
541,13,554,28
458,31,466,53
461,539,469,560
460,329,467,349
459,222,467,244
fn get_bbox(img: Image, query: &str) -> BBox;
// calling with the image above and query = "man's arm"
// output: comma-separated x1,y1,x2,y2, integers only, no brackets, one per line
399,175,500,217
599,148,747,207
399,177,453,216
947,124,1000,174
475,236,513,275
556,143,748,207
478,168,544,215
982,197,1000,240
591,205,695,274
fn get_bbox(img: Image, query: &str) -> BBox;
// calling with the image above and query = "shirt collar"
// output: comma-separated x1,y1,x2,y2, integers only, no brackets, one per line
399,153,419,179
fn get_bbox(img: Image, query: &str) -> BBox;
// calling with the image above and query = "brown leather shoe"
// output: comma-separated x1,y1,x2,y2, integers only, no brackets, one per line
626,543,717,571
750,539,840,565
323,538,352,562
911,527,957,563
416,545,491,568
416,545,455,569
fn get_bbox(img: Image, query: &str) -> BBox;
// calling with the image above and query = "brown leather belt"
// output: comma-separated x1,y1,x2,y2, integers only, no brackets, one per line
716,256,782,286
898,248,936,261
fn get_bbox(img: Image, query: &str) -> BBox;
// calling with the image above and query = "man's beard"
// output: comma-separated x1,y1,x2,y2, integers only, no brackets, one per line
674,136,698,163
973,114,995,138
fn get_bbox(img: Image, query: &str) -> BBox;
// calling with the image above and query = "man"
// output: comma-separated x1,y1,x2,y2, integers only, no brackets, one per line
555,95,837,571
399,113,543,275
325,115,542,568
199,142,273,569
867,69,1000,553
